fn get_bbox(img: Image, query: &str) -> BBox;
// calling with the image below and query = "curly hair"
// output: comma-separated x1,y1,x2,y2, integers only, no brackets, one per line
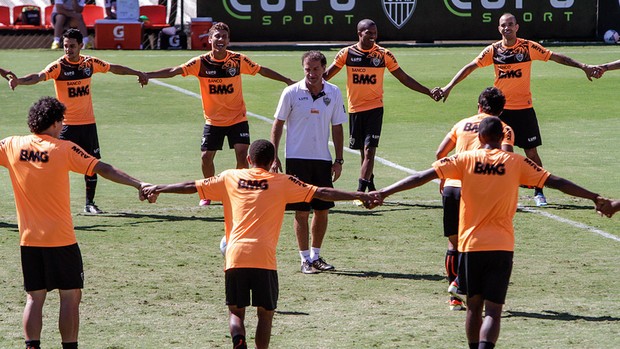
478,87,506,116
28,97,65,134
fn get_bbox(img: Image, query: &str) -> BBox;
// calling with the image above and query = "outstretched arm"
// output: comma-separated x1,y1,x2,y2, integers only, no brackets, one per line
544,175,602,202
0,67,16,81
144,181,198,195
9,72,46,90
390,67,439,100
313,187,381,207
324,63,342,81
441,61,479,102
93,161,151,201
145,66,184,79
549,52,596,81
378,168,439,199
258,66,295,85
109,64,148,86
592,59,620,79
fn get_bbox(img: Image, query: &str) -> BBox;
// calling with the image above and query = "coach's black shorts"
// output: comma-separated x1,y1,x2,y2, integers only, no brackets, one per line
458,251,513,304
201,121,250,151
349,107,383,150
225,268,279,310
442,186,461,237
499,108,542,149
21,243,84,292
60,123,101,159
285,158,334,211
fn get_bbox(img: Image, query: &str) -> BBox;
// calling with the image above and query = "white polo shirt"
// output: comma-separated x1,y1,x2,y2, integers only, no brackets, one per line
274,79,347,161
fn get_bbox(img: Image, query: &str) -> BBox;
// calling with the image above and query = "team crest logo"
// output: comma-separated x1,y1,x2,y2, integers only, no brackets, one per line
82,67,92,76
227,67,237,76
516,53,524,62
382,0,417,29
323,97,331,106
222,59,239,77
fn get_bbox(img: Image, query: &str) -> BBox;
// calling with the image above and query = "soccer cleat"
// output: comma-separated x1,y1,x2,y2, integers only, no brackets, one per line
51,41,60,50
353,199,364,207
534,193,548,207
84,204,103,214
448,281,466,304
199,199,211,206
82,40,93,49
449,298,466,311
301,260,319,274
312,257,335,271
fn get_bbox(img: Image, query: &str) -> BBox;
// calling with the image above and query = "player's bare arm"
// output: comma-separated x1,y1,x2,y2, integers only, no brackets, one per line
390,67,438,100
592,59,620,78
145,66,184,79
543,175,603,203
109,64,148,86
258,67,295,85
441,61,479,102
377,168,439,200
323,63,342,81
269,119,285,173
93,162,151,201
313,188,381,207
142,181,199,200
0,67,16,80
548,52,595,81
8,72,45,90
331,124,344,182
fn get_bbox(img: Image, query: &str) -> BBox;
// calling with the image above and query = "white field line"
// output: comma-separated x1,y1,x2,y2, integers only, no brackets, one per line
150,79,619,241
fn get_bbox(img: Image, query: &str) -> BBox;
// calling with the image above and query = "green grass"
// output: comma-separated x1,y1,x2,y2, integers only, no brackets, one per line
0,45,618,348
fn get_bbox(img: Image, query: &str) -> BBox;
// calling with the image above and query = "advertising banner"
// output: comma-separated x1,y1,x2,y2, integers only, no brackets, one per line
199,0,597,42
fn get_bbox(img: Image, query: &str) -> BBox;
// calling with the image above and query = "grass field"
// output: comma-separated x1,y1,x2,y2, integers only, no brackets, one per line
0,45,618,348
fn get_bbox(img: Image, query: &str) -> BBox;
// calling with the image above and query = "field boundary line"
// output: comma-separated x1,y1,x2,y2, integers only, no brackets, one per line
150,79,619,241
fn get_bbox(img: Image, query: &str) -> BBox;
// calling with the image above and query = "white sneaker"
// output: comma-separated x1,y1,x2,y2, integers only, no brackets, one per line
199,199,211,206
534,194,548,207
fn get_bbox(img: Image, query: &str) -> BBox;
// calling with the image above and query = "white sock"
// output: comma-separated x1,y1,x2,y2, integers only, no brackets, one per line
299,250,310,263
53,37,60,43
83,37,90,45
310,247,321,262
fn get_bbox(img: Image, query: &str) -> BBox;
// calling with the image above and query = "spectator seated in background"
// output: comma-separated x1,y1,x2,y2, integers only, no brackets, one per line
105,0,116,19
51,0,90,49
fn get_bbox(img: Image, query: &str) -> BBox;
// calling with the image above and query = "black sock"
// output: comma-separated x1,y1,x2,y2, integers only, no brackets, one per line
357,178,368,192
232,335,247,349
85,174,98,205
445,249,459,284
469,343,479,349
534,187,544,196
479,341,495,349
25,340,41,349
62,342,78,349
368,174,376,191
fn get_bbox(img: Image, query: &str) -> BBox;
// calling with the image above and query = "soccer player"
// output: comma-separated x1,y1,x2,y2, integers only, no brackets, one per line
9,28,148,214
370,116,610,349
270,51,347,274
51,0,89,49
435,87,514,311
1,66,16,80
440,13,597,207
0,96,149,349
141,139,379,349
145,22,295,207
324,18,442,195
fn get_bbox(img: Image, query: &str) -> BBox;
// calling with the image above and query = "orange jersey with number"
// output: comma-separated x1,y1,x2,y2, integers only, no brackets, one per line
475,38,552,109
433,149,550,252
332,43,399,113
195,168,318,270
43,55,110,125
0,135,99,247
181,51,261,126
443,113,514,188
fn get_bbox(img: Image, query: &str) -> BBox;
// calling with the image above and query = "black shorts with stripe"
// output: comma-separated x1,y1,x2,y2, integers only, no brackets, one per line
499,108,542,149
349,107,383,149
201,121,250,151
60,123,101,159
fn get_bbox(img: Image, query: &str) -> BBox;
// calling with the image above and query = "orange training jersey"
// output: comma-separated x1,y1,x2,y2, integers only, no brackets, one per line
433,148,550,252
444,113,514,188
195,168,318,270
475,38,552,110
181,51,261,126
43,55,110,125
0,135,99,247
332,43,399,113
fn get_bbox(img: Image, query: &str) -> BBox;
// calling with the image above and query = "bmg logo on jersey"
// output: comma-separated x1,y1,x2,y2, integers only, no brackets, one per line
209,84,234,94
68,85,90,97
498,69,522,79
474,161,506,175
20,150,49,163
352,73,377,84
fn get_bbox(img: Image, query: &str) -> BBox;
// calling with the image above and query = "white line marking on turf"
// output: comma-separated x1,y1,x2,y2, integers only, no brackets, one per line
151,79,619,241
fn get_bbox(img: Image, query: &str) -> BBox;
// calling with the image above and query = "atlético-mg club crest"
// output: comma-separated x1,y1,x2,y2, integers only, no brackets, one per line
382,0,417,29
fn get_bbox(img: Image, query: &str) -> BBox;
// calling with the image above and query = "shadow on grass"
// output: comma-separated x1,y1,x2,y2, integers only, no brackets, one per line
517,203,595,211
505,310,620,322
74,212,224,232
329,269,444,281
330,202,442,216
276,310,310,316
0,222,18,231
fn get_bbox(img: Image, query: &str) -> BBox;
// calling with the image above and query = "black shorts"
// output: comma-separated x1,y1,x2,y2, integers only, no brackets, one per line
60,123,101,159
225,268,279,310
285,158,334,211
201,121,250,151
499,108,542,149
442,186,461,237
21,243,84,292
458,251,513,304
349,107,383,150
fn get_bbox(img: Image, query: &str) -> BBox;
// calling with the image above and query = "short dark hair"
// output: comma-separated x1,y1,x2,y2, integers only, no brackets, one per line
478,87,506,115
301,50,326,67
249,139,275,167
208,22,230,37
28,97,65,134
478,116,504,143
357,18,376,32
63,28,83,44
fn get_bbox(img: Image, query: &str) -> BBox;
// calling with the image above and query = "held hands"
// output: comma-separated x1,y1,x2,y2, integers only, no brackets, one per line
430,87,444,102
0,69,16,81
595,196,617,218
359,191,384,209
139,183,159,203
137,72,149,87
589,65,607,79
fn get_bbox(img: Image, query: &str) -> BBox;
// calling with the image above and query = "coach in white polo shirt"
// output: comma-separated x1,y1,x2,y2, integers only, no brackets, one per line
271,50,348,274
